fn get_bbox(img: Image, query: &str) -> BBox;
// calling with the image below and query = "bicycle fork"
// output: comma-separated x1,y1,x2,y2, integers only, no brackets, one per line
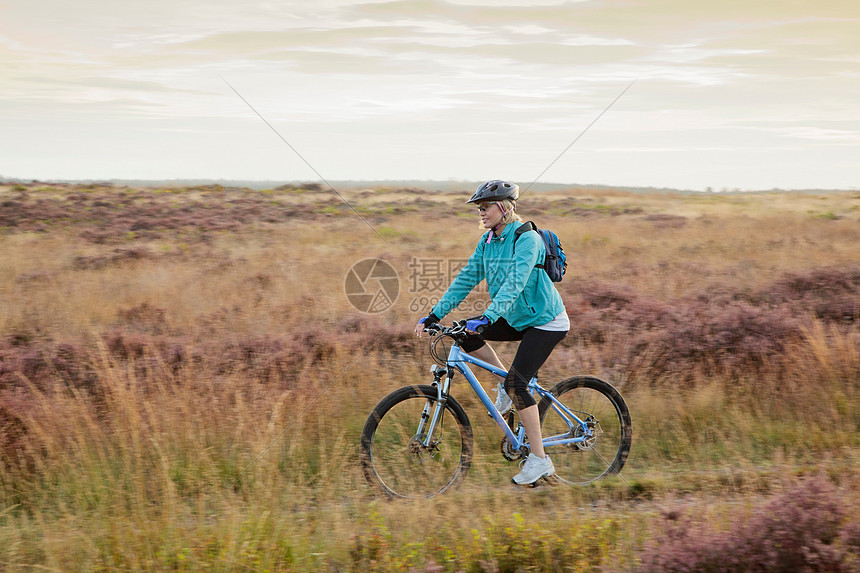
416,364,452,448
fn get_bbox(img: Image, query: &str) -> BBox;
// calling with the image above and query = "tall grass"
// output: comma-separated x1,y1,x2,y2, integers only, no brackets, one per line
1,183,859,570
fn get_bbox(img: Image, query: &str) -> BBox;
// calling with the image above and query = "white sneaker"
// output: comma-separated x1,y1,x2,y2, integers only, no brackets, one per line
493,382,512,414
512,453,554,485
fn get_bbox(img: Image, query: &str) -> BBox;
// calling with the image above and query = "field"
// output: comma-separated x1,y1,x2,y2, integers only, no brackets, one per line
1,181,859,572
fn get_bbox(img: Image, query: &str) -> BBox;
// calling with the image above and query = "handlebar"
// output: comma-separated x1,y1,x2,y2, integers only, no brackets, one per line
424,319,486,364
423,319,463,336
423,319,485,338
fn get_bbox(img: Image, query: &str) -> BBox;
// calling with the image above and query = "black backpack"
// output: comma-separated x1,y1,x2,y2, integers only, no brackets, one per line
513,221,568,282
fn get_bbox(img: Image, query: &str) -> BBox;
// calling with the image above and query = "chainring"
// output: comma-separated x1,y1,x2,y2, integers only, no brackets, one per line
499,411,528,460
500,437,524,461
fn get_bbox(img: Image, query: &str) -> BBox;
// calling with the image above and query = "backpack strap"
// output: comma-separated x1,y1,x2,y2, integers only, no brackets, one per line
512,221,545,269
513,220,537,241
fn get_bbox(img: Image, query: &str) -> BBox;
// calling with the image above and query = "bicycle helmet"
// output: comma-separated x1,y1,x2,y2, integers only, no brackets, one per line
466,180,519,204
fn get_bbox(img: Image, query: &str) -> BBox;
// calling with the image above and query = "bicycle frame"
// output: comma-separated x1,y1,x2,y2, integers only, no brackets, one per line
417,337,594,453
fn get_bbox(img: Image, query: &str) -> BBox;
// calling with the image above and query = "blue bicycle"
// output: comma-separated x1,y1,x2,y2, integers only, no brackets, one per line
360,320,632,498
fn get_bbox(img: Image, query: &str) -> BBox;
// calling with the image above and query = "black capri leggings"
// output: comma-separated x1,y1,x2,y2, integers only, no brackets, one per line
460,318,567,410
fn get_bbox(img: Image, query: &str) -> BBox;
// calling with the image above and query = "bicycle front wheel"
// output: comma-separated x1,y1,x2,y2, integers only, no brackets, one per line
360,385,473,499
538,376,632,485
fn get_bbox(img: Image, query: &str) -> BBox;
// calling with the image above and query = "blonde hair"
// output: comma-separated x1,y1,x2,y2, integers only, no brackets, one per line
498,199,522,224
476,199,522,230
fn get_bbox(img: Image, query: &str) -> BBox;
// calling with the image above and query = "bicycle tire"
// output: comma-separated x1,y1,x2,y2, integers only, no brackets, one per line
360,385,473,499
538,376,632,485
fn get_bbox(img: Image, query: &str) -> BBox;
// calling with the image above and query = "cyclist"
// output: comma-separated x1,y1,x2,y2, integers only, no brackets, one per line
413,179,570,485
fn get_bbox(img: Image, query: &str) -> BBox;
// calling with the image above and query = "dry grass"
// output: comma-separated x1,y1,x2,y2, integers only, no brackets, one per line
1,182,859,571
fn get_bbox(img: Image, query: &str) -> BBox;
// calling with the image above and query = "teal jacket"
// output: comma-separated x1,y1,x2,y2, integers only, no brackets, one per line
431,221,565,330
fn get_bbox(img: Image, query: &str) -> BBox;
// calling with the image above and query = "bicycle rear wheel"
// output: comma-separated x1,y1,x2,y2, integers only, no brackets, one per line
360,385,473,499
538,376,632,484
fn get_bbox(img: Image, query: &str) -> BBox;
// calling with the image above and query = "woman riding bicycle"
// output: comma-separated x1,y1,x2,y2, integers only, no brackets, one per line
414,180,570,485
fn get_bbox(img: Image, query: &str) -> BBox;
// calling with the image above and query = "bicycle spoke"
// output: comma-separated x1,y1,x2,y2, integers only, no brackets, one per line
361,386,473,498
539,377,632,484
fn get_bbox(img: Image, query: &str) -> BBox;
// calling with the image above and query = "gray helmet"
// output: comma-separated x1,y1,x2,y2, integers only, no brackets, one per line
466,180,519,204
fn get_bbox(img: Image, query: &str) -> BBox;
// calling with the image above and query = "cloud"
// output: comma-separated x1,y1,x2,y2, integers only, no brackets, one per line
782,127,860,143
1,0,857,188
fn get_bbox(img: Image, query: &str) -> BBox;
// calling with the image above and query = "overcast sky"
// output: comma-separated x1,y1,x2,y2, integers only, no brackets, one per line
1,0,858,190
